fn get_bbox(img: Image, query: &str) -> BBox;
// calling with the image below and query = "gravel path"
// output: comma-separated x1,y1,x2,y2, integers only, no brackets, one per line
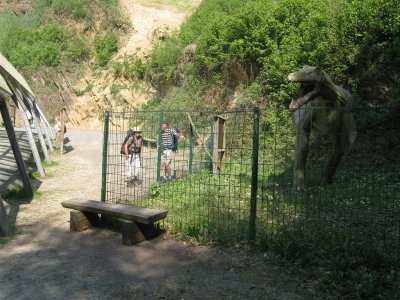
0,128,303,299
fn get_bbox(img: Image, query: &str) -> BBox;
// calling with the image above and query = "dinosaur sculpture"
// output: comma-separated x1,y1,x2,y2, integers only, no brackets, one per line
288,65,357,188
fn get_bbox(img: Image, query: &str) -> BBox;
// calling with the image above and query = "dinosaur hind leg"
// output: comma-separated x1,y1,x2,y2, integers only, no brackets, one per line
324,134,345,184
294,130,310,189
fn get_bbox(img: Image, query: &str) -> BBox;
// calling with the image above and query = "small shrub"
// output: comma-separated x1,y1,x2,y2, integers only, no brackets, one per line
48,0,91,20
94,32,118,67
113,55,148,80
66,35,91,61
1,22,67,68
110,84,127,95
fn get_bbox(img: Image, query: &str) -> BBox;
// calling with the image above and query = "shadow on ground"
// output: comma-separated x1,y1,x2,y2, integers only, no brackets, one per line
0,129,44,235
0,216,301,299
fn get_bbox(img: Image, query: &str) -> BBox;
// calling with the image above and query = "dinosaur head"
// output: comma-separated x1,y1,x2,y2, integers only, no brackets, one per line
288,65,322,111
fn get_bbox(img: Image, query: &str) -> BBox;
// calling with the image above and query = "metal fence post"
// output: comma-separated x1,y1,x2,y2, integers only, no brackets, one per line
209,119,214,171
60,107,66,155
189,124,194,174
156,112,164,181
249,107,260,242
101,111,109,202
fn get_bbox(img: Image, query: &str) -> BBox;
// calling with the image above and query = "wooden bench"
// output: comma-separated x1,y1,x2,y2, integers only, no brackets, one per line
61,199,168,246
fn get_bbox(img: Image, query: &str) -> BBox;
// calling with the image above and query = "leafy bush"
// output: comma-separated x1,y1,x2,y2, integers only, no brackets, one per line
44,0,91,20
149,34,184,85
1,22,67,68
98,0,127,30
113,55,148,80
146,0,400,110
94,32,119,67
0,0,125,69
65,35,91,61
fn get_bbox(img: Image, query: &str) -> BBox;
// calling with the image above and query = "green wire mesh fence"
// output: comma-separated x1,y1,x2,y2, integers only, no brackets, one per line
102,110,255,242
101,107,399,262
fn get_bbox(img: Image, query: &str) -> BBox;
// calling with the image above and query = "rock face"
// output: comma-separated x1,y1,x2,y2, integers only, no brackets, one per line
68,1,199,129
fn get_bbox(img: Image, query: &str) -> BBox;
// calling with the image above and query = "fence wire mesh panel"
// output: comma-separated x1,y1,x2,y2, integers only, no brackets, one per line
257,106,400,262
102,106,399,260
103,110,254,242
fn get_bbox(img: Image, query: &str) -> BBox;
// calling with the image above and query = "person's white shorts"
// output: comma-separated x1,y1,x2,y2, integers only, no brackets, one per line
162,149,173,164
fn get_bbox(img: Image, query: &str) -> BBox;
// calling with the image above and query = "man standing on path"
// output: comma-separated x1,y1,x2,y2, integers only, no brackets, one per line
160,121,184,182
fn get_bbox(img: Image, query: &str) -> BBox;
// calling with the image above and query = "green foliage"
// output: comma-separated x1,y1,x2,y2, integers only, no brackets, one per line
98,0,127,30
46,0,91,20
0,0,125,70
146,0,400,111
3,187,42,203
113,55,148,80
144,148,399,298
179,0,244,44
65,35,91,61
110,84,127,95
0,18,67,68
147,169,251,244
94,32,119,67
260,228,400,299
149,34,184,85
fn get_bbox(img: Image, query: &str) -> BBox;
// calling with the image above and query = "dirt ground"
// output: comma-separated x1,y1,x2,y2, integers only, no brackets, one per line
0,129,306,299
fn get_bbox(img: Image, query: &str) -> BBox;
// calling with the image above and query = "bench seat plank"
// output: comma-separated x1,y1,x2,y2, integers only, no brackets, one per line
61,199,168,224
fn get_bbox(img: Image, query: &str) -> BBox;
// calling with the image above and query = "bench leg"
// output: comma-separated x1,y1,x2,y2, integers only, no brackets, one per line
121,221,159,246
70,210,100,232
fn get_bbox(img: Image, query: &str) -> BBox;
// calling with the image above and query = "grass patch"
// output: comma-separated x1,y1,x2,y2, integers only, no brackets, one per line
144,168,252,244
110,84,127,95
74,83,94,96
3,187,42,204
42,160,60,168
28,159,60,179
138,140,400,298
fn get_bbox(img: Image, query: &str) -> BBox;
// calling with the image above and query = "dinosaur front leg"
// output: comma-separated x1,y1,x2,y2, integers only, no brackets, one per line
294,129,310,189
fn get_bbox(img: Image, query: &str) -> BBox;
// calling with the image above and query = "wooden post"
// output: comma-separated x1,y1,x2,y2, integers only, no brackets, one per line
212,115,226,175
36,104,55,140
8,102,16,127
0,196,10,236
40,117,54,152
156,112,164,181
13,95,45,178
69,210,100,232
60,107,66,155
31,99,53,152
31,110,51,163
0,99,33,195
121,221,159,246
249,107,260,242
